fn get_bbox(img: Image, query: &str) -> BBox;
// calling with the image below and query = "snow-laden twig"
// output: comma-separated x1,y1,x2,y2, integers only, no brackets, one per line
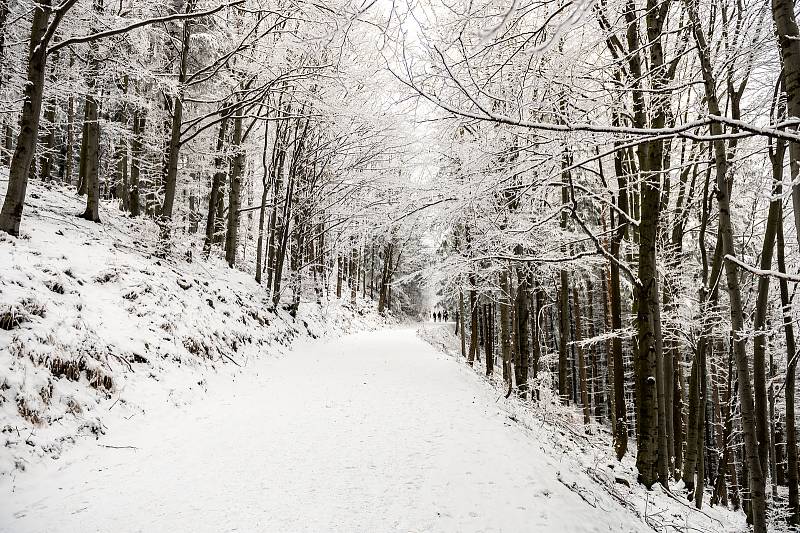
724,254,800,282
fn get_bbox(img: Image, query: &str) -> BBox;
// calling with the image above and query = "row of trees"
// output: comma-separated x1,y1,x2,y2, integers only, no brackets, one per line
390,0,800,531
0,2,426,316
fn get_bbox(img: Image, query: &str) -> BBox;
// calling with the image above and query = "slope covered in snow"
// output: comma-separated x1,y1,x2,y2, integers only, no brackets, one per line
417,323,749,533
0,181,388,478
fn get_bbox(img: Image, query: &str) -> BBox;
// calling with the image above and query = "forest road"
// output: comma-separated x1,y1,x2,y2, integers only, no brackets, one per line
1,326,645,533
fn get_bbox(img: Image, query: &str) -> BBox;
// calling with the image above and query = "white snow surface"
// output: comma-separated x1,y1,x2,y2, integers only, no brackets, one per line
5,327,652,533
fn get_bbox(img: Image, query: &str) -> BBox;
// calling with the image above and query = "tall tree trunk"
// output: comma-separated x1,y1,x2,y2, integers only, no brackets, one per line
79,5,103,225
255,115,272,284
224,113,244,267
38,74,57,182
499,269,512,384
129,112,144,217
0,0,57,235
484,302,494,376
609,171,629,461
749,159,784,481
459,289,467,359
771,0,800,245
77,106,89,196
350,245,358,306
633,166,662,488
469,278,478,365
531,282,545,401
558,269,570,403
573,284,591,424
336,255,343,298
688,5,766,528
64,96,75,185
588,279,602,421
0,2,9,166
778,197,799,524
159,0,195,237
378,242,393,314
203,117,228,252
79,93,101,222
514,253,530,399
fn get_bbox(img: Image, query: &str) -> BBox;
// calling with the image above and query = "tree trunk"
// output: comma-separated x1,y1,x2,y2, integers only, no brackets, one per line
77,105,89,196
255,117,271,284
778,197,799,524
609,135,630,461
378,243,393,314
224,114,243,267
514,255,530,398
499,269,512,384
336,255,343,298
78,92,101,223
573,284,591,424
459,289,467,359
350,245,358,306
633,169,661,488
484,302,494,377
129,112,144,217
689,6,766,528
749,155,784,481
0,0,55,235
39,88,56,181
531,282,544,401
468,279,478,365
204,118,228,251
558,269,570,403
159,0,195,237
771,0,800,246
65,96,75,185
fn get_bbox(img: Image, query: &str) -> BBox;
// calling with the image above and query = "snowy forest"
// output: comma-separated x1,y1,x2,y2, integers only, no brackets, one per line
1,0,800,532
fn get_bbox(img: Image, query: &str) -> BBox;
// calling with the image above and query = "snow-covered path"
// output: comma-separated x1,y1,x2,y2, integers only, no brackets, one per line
1,327,645,533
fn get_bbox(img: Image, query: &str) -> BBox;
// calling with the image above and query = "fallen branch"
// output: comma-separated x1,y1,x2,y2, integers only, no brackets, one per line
221,352,243,367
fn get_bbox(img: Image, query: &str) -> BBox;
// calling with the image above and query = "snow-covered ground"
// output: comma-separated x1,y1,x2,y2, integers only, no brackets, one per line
417,324,749,533
0,181,390,478
4,327,652,532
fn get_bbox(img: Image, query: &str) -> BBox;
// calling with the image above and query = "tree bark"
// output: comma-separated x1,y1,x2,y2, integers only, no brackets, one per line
78,93,101,222
499,269,513,384
688,3,766,528
573,284,591,424
224,113,243,267
459,289,467,359
514,253,530,398
0,0,55,235
483,302,494,377
203,117,228,252
159,0,195,237
778,197,799,524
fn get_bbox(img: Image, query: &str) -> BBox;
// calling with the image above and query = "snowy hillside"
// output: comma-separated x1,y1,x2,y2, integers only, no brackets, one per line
416,324,749,533
0,181,389,477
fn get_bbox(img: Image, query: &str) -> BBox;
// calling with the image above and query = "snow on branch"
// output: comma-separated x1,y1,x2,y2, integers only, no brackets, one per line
724,254,800,283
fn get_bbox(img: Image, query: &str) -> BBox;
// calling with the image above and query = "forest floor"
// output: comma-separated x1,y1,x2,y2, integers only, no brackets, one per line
2,325,745,532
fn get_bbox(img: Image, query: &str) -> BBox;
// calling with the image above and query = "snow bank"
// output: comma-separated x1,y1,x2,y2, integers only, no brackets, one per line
416,322,749,533
0,181,389,477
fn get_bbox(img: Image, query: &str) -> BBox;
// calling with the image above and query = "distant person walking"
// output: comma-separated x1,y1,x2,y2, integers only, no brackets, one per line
444,310,449,321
